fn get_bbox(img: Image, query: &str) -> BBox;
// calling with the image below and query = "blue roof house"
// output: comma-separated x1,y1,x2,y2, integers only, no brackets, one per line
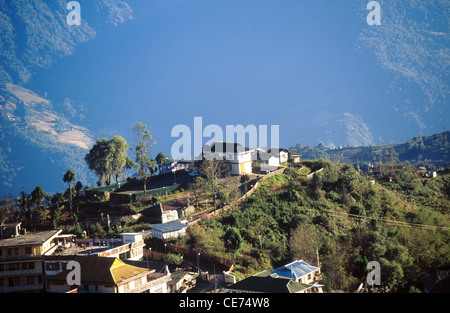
149,221,188,240
271,260,322,285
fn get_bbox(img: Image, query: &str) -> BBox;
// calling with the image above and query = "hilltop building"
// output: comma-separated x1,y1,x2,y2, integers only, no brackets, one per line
202,142,254,175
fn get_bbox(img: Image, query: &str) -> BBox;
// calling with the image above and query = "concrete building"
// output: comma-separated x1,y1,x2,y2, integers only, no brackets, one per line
0,228,63,293
149,221,188,240
46,256,171,293
203,142,254,175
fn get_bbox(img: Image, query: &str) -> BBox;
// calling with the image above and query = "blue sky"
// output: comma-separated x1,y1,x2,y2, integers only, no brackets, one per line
25,0,449,158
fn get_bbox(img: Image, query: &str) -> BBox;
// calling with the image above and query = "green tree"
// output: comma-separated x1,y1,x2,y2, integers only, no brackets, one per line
156,152,168,175
63,170,76,213
200,158,220,210
123,156,135,181
163,253,184,266
75,181,83,196
223,227,243,254
240,174,250,184
31,186,46,207
85,138,111,185
109,136,129,184
148,158,157,177
85,136,129,185
133,121,156,195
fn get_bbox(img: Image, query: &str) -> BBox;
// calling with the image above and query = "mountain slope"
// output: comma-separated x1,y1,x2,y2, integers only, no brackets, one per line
0,83,96,195
0,0,134,196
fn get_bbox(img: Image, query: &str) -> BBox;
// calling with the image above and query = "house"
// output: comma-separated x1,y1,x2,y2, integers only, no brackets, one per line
254,148,288,173
0,229,64,293
140,197,195,224
46,255,171,293
271,259,322,286
427,170,437,178
149,221,188,240
227,270,321,293
94,233,145,261
289,151,302,163
160,160,193,175
56,233,145,261
203,142,254,175
0,222,22,239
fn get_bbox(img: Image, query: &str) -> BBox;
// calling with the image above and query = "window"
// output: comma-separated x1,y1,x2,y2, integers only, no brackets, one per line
26,276,35,285
152,284,163,293
134,277,142,288
8,263,17,271
46,262,60,271
25,247,32,255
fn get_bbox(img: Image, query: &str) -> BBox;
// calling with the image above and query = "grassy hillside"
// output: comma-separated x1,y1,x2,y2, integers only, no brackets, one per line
175,160,450,292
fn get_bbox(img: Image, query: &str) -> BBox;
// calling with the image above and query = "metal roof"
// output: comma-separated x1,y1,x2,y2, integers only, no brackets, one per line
271,260,319,280
149,221,188,233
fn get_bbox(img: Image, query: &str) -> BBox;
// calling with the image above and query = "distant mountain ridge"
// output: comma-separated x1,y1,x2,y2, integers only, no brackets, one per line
0,0,134,197
290,131,450,168
0,0,133,84
0,83,96,196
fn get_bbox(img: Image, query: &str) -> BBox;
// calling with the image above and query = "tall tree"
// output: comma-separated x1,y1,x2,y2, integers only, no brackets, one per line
85,136,129,185
63,170,76,213
133,121,156,195
31,186,46,207
109,136,129,184
200,158,220,210
85,138,111,185
148,158,157,177
123,156,135,181
156,152,168,174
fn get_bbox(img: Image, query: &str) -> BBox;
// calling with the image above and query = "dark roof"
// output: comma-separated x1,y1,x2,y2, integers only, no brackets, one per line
421,267,450,293
149,221,188,233
0,229,61,248
229,271,312,293
203,142,245,154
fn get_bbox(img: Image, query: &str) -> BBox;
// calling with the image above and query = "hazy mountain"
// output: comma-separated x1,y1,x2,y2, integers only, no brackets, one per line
0,0,133,84
0,83,96,196
290,131,450,168
0,0,134,197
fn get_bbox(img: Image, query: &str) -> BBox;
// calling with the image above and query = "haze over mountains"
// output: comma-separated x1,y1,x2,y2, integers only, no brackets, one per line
0,1,448,197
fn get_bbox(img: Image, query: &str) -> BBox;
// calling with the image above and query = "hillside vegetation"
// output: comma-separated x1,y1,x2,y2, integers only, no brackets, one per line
176,160,450,292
